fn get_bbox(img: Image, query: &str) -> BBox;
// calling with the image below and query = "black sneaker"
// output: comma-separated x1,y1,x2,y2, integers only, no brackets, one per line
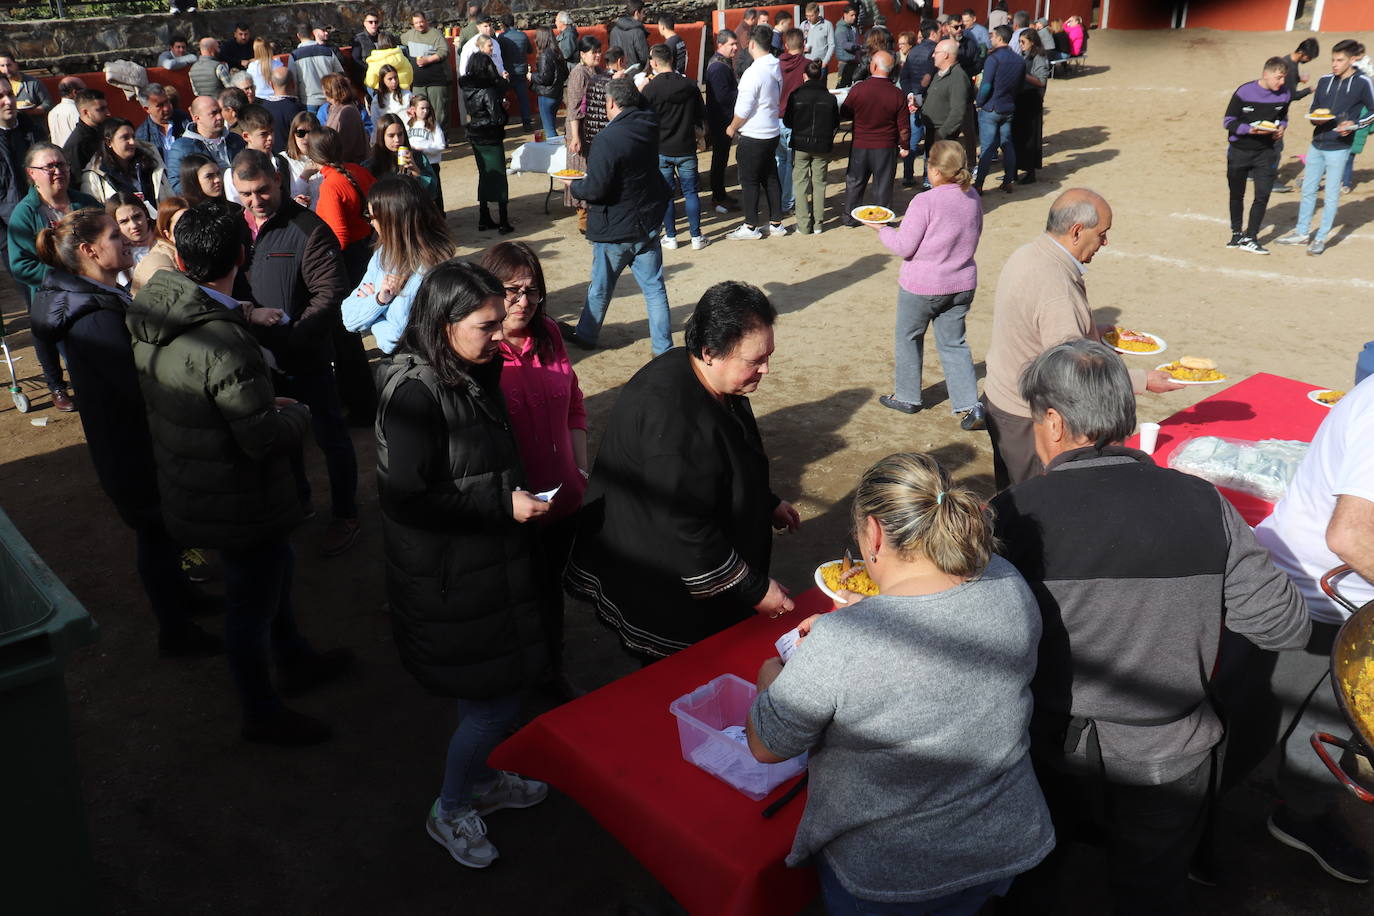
1268,806,1373,884
1226,232,1243,248
958,404,987,431
878,394,920,414
558,321,596,351
279,648,357,698
1237,236,1269,255
242,707,334,746
1272,181,1293,193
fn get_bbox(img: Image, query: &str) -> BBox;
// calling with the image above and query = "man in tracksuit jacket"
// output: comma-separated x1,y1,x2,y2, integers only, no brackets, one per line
974,25,1024,193
1221,57,1291,255
705,30,741,208
993,339,1310,916
835,5,861,88
1275,38,1374,256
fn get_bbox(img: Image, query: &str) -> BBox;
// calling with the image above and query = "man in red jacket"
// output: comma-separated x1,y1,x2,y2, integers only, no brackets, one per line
841,51,909,226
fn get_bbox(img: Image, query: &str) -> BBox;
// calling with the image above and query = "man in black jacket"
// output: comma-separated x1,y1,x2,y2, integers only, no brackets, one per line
899,20,940,187
705,29,741,210
784,59,840,234
643,43,706,249
61,89,108,172
1273,37,1319,192
351,8,396,73
558,78,672,355
230,149,359,557
129,201,354,746
994,340,1309,914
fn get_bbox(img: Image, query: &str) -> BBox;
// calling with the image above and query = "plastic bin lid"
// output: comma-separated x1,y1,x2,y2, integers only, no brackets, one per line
0,507,97,659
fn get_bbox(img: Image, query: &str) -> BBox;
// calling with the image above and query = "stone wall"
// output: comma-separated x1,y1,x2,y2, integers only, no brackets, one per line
0,0,725,74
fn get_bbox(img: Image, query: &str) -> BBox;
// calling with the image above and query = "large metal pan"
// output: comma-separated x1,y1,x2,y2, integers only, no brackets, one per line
1311,565,1374,803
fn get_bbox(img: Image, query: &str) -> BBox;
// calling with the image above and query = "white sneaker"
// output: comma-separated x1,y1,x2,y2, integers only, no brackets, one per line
714,204,730,214
660,236,679,249
767,222,788,237
690,235,709,250
1274,230,1311,246
727,225,763,241
471,770,549,815
426,801,499,869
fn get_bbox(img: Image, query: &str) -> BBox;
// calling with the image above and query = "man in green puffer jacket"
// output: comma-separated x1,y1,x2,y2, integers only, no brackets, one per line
127,200,354,747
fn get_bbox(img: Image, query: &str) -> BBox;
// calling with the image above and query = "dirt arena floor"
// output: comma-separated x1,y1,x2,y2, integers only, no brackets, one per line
3,26,1374,915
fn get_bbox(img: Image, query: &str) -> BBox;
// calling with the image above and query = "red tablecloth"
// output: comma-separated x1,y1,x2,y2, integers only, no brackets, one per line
490,588,835,916
1126,372,1330,526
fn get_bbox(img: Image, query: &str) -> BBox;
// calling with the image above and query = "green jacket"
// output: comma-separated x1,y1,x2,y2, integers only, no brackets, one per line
7,187,101,298
126,270,310,549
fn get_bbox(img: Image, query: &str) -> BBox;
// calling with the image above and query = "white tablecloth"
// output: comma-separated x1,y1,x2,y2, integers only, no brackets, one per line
509,138,568,176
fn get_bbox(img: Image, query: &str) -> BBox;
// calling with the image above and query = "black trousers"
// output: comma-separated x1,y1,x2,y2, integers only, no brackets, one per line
1226,146,1279,239
709,127,733,201
1002,751,1215,916
844,146,897,224
984,395,1043,492
736,134,781,228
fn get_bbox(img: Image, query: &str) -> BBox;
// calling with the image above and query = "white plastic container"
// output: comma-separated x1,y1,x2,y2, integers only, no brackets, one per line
669,673,807,801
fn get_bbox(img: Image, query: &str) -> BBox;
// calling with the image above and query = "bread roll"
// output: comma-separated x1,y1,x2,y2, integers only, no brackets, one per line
1180,357,1215,370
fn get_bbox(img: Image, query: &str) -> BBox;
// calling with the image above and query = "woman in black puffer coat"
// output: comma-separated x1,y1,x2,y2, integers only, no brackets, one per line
460,36,513,233
375,259,550,870
529,26,567,138
29,207,219,657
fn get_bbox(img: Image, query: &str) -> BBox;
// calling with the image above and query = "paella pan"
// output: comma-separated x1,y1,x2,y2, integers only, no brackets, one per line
1311,565,1374,803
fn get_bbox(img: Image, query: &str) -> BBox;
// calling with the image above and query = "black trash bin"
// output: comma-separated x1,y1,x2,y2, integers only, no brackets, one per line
0,505,99,912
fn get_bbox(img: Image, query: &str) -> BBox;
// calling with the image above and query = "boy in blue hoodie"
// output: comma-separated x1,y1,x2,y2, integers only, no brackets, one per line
1275,39,1374,256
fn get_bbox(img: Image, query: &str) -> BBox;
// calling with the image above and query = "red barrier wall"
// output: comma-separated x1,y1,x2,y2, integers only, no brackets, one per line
1101,0,1173,30
40,67,193,123
1319,0,1374,31
1185,0,1291,31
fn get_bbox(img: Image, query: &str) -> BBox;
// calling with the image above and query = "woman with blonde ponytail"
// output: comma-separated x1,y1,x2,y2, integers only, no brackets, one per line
745,451,1053,914
870,139,986,431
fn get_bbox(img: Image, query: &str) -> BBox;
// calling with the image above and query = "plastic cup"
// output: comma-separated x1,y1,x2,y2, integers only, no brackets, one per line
534,129,545,143
1138,422,1161,455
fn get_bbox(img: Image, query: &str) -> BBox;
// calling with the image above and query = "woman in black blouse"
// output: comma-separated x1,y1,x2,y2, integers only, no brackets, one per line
375,259,550,871
566,281,802,662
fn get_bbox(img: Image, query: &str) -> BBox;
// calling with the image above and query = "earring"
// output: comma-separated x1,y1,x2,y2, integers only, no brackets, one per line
869,554,877,563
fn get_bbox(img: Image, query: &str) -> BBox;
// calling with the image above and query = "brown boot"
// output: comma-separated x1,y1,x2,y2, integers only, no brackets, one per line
577,208,587,235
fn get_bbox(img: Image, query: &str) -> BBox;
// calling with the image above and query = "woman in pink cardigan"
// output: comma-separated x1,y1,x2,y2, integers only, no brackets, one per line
480,241,588,698
1065,16,1087,57
870,140,985,430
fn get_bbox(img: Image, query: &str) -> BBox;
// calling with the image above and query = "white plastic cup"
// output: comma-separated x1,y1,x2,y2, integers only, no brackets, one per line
1138,422,1161,455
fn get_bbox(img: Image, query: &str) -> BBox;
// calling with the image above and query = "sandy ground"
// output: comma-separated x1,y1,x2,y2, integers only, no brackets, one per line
3,26,1374,915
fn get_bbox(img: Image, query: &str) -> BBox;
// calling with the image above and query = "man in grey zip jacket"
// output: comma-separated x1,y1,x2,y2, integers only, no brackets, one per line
992,340,1309,915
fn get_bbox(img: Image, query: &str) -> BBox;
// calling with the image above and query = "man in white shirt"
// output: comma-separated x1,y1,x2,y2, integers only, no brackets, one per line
458,16,507,81
1217,375,1374,885
725,25,784,240
46,77,84,148
157,36,197,71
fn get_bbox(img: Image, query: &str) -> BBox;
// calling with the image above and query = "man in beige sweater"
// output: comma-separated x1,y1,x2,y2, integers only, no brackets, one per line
983,189,1183,489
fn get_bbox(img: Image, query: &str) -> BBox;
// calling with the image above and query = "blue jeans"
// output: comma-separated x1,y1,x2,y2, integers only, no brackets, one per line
222,538,311,720
902,111,924,181
1342,147,1357,188
818,857,1012,915
439,694,522,814
894,288,979,413
659,154,702,239
975,108,1015,188
575,235,673,355
1295,144,1351,243
537,94,560,136
776,125,796,210
510,71,533,125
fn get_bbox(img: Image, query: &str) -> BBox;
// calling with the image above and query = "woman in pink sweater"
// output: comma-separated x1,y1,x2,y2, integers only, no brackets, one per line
871,140,984,429
480,241,588,697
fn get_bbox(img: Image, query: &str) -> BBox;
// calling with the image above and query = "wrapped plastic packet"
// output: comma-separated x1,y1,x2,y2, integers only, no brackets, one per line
1167,436,1309,501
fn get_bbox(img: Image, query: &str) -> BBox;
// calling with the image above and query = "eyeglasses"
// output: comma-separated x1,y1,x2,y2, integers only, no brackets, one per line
503,285,542,303
27,162,67,174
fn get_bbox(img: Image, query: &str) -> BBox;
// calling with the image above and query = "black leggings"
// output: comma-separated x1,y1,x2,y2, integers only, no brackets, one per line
1226,148,1278,239
736,134,781,228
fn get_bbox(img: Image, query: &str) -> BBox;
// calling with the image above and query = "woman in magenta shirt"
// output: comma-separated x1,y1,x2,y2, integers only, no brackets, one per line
480,242,588,695
870,140,985,429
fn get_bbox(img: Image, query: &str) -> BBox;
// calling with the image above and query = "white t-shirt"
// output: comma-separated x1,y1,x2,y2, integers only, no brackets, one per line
459,35,505,80
1254,375,1374,623
733,53,781,140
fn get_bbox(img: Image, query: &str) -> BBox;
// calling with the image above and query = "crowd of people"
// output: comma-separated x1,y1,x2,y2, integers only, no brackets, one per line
4,7,1374,916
